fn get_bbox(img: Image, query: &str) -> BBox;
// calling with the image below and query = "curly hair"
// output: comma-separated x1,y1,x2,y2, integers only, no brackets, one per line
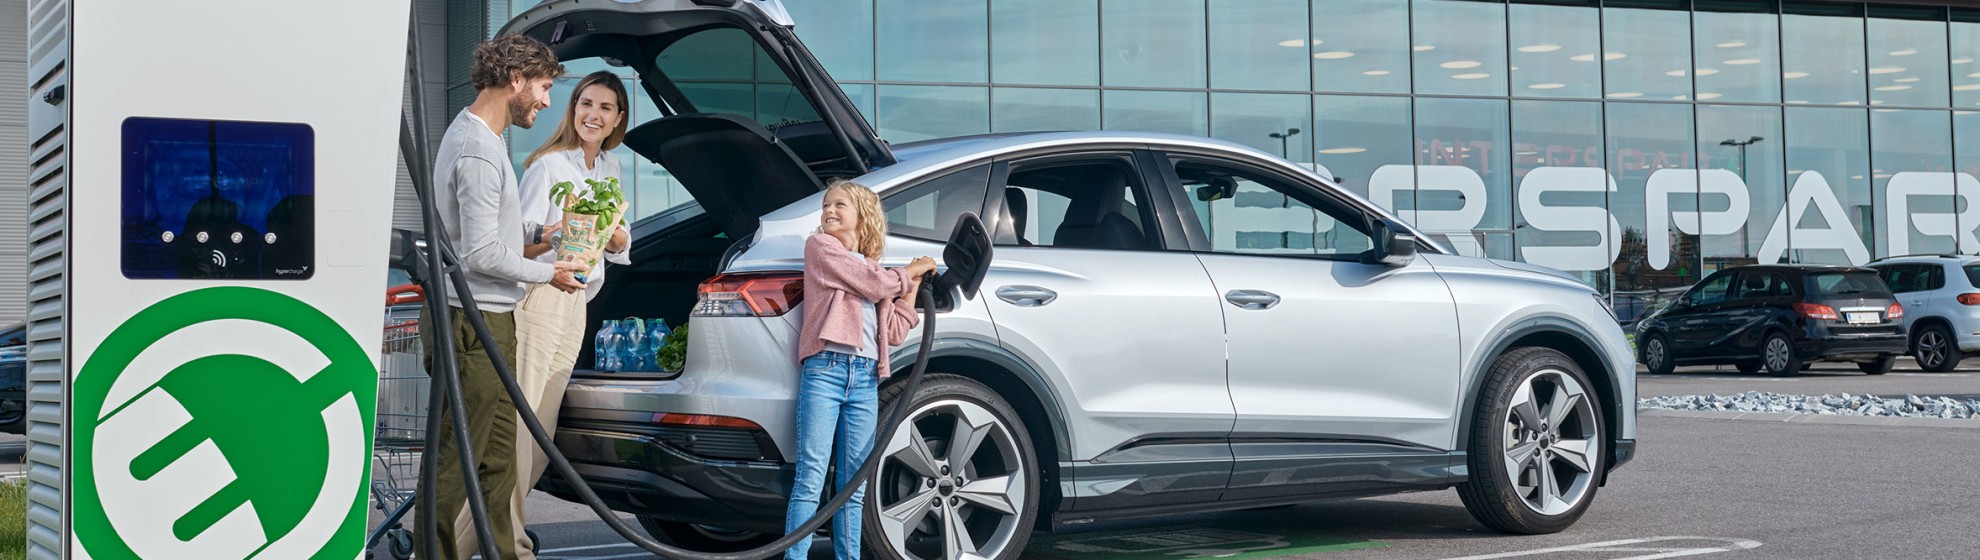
824,179,888,261
470,34,564,91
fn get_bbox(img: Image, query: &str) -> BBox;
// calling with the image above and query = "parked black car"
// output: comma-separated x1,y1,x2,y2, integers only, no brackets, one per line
0,322,26,434
1636,265,1908,377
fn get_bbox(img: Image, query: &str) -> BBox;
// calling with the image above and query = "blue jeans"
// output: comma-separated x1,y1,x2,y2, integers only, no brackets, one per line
785,351,879,560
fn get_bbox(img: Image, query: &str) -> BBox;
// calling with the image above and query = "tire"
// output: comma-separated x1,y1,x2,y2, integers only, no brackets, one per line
1760,332,1802,377
637,517,778,553
1457,347,1605,535
1641,332,1675,376
1913,324,1963,373
1734,361,1761,374
1857,355,1895,376
864,374,1040,560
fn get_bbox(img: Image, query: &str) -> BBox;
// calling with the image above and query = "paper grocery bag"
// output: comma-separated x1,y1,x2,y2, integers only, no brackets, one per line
554,193,623,275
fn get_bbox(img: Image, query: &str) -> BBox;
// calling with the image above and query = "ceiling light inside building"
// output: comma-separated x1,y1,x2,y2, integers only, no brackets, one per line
1717,41,1747,48
1517,44,1562,53
1954,84,1980,91
1363,70,1391,76
1890,49,1918,56
1875,85,1913,91
1605,52,1626,61
1666,70,1687,77
1783,71,1810,79
1414,45,1436,52
1314,51,1356,60
1608,92,1643,98
1955,58,1974,64
1696,68,1720,76
1724,58,1761,65
1896,77,1921,83
1279,39,1322,47
1441,60,1483,69
1453,73,1491,80
1571,54,1596,62
1529,83,1566,90
1869,67,1905,74
1318,147,1368,154
1696,93,1722,100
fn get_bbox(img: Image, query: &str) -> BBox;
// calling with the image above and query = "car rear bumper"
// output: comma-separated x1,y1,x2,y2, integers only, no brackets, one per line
535,424,793,533
1796,329,1907,360
1610,438,1636,471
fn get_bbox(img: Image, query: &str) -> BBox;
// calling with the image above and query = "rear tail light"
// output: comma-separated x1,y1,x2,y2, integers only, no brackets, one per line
1960,293,1980,306
1794,303,1839,320
652,413,765,430
1887,303,1904,319
693,273,804,317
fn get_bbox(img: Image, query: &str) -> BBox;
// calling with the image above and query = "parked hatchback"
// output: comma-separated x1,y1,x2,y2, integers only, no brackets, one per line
1637,265,1907,377
0,322,25,434
503,1,1639,557
1868,254,1980,372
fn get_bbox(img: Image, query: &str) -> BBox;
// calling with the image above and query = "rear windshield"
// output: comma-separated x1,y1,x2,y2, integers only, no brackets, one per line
1967,265,1980,289
1805,271,1893,298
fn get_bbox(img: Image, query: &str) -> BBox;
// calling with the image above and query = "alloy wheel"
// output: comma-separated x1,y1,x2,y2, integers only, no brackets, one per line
876,398,1027,560
1500,368,1600,516
1919,332,1947,369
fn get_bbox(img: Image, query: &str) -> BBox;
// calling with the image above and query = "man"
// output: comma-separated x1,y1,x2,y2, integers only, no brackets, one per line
419,33,584,560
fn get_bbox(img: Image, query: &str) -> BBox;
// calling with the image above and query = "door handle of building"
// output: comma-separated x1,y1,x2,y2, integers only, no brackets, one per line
996,286,1057,307
1225,290,1281,310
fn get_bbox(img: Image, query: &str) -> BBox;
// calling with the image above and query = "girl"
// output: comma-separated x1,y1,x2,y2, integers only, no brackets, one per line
787,180,937,560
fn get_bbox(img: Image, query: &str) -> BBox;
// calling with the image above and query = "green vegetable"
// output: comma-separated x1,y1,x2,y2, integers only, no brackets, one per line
550,176,626,228
656,323,690,372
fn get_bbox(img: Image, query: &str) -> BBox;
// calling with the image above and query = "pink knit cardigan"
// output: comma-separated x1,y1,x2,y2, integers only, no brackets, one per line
798,233,921,376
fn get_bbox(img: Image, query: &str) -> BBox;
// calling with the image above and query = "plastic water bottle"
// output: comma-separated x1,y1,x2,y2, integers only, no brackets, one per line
596,320,621,371
623,318,648,371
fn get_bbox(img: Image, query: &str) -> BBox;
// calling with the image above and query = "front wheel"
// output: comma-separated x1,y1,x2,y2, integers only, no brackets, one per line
1857,355,1895,375
865,374,1040,560
1641,333,1675,376
1458,347,1605,534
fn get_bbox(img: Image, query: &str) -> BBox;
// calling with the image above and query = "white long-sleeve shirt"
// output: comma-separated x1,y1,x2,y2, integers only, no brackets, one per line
518,147,631,302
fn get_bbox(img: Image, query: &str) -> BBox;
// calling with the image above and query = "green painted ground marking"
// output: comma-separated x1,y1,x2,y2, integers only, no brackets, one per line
1027,521,1387,560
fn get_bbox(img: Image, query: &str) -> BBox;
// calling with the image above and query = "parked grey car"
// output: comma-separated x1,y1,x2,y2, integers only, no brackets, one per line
505,1,1638,558
0,323,26,434
1869,254,1980,372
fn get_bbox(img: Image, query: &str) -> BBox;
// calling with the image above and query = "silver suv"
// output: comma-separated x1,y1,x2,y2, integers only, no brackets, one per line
1869,254,1980,372
504,1,1637,558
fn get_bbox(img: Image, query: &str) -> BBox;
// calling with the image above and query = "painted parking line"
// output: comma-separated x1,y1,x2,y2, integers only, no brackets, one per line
1438,536,1761,560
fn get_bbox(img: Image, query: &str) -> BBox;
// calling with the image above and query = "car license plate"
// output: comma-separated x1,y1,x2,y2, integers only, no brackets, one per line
1845,312,1878,324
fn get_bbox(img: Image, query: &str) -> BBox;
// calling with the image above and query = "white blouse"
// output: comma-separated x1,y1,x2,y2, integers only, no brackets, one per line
518,147,632,302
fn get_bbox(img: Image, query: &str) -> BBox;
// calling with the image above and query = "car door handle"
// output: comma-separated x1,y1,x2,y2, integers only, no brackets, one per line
1225,290,1282,310
996,286,1057,307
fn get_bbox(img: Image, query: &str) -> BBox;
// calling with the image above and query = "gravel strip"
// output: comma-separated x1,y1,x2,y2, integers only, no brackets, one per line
1639,391,1980,419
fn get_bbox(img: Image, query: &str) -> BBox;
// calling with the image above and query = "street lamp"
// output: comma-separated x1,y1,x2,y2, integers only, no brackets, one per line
1269,127,1302,159
1720,136,1763,261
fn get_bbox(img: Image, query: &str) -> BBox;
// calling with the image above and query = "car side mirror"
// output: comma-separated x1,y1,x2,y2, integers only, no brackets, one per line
1195,177,1238,202
924,213,992,313
1361,219,1418,267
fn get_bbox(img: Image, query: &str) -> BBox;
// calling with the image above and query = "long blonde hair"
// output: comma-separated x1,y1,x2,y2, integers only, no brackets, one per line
524,71,629,168
824,179,887,261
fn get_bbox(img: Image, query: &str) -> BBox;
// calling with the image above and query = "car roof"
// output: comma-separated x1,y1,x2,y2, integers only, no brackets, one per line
1869,254,1980,265
1719,264,1874,275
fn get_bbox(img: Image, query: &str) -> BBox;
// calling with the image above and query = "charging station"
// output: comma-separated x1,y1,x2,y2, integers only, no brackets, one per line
27,1,412,557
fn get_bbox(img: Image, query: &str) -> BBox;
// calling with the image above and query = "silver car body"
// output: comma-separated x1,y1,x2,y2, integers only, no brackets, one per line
1870,255,1980,352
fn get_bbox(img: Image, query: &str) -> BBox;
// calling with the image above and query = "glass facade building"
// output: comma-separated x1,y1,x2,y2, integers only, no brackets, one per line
501,0,1980,320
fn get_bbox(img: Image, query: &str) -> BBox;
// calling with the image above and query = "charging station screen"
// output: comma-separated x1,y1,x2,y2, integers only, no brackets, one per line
121,117,316,280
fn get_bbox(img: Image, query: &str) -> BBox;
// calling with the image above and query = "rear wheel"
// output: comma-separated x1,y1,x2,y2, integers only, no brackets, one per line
637,517,778,553
1641,333,1675,376
1857,355,1895,375
1458,347,1604,534
1760,332,1802,377
866,374,1040,560
1913,324,1963,373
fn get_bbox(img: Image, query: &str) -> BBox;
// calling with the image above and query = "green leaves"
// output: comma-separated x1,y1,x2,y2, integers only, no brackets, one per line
655,323,689,372
550,176,626,228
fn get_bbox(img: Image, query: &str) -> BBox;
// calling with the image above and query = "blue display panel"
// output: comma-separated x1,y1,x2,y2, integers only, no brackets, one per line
121,117,315,280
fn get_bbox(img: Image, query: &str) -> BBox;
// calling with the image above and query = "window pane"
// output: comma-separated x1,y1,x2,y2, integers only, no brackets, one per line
1784,107,1873,265
630,84,692,221
991,0,1098,86
1509,2,1601,99
1783,13,1867,106
877,86,989,144
1694,6,1782,103
841,84,877,129
876,0,987,83
1103,0,1207,88
992,88,1100,133
1103,90,1207,136
1697,105,1783,269
1209,0,1308,91
788,0,874,81
1959,110,1980,253
1211,93,1312,162
1868,16,1951,108
1311,0,1411,94
1512,100,1608,290
1608,102,1699,293
1873,109,1955,256
1604,5,1693,100
1953,22,1980,108
656,29,823,129
884,165,991,242
1173,160,1373,256
1413,0,1508,96
1000,158,1157,250
1415,97,1513,258
1314,95,1412,200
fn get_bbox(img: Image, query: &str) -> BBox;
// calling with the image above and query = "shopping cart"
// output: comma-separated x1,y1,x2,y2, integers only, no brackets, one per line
367,317,427,560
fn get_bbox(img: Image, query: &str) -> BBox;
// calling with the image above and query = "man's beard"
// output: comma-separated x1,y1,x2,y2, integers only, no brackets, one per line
509,94,538,129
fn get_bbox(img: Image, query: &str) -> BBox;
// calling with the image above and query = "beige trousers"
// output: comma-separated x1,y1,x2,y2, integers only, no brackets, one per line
451,283,587,558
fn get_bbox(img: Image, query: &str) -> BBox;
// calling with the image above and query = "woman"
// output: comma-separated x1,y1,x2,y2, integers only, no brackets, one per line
787,180,937,560
463,70,632,556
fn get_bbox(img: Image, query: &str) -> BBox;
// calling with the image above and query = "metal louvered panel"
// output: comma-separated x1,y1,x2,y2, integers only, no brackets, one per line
23,0,66,557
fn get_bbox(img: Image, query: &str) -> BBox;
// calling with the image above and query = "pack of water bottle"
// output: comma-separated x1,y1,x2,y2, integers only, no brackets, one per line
593,317,670,372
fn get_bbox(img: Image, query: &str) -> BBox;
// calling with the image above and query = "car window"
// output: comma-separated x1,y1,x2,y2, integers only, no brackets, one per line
0,325,23,347
1806,271,1894,298
1926,264,1946,291
1168,159,1375,259
995,156,1158,251
1686,273,1735,307
1733,272,1792,299
1966,265,1980,289
1875,265,1912,293
883,165,991,242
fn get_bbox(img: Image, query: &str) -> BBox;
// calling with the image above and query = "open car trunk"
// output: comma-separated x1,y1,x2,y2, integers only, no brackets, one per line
501,0,889,373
